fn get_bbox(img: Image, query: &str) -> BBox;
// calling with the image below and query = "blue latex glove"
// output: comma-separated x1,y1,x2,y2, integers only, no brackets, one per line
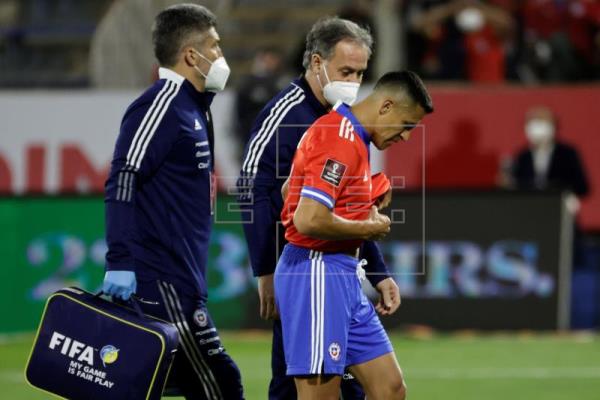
102,271,137,300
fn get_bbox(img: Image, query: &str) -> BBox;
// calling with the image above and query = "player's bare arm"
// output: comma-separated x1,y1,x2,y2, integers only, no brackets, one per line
281,175,290,200
293,197,390,241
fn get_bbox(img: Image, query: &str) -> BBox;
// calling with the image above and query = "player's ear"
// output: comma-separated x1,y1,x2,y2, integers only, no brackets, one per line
379,99,394,116
311,53,322,73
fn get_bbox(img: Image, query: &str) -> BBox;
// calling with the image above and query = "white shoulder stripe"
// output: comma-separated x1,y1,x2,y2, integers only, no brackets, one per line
242,87,302,173
338,117,347,138
242,87,301,172
248,92,305,175
126,80,181,170
132,88,179,170
130,82,180,170
337,117,356,142
344,120,350,139
126,80,174,167
242,86,303,174
347,119,355,141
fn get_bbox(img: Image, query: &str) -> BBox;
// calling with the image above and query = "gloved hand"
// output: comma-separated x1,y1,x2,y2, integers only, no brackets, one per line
102,270,137,300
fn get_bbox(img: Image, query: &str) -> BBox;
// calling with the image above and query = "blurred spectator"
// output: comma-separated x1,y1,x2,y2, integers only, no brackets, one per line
26,0,83,26
89,0,224,88
0,1,20,76
519,0,600,82
510,106,589,200
405,0,515,82
0,1,19,29
90,0,178,88
0,0,111,87
235,47,287,145
508,105,592,272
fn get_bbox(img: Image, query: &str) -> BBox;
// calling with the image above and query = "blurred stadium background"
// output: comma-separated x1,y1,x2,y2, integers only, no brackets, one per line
1,0,599,399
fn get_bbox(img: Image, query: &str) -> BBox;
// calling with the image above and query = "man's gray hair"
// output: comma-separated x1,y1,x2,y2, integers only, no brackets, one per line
302,17,373,70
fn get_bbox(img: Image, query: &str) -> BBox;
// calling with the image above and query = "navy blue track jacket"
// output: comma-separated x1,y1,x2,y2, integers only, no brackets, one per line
237,76,390,286
105,68,215,301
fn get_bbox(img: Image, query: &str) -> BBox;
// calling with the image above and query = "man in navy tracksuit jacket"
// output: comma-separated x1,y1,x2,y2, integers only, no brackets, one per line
237,17,400,400
102,5,243,399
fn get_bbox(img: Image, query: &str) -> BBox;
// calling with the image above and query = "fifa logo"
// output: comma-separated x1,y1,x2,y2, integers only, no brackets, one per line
49,332,95,366
48,331,119,367
100,345,119,367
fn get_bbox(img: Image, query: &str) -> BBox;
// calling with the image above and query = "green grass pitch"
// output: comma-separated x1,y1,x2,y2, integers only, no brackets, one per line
4,331,600,399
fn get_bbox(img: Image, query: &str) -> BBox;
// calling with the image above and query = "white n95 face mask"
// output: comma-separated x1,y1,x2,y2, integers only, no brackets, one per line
455,7,485,33
319,63,360,106
525,119,555,145
194,51,231,92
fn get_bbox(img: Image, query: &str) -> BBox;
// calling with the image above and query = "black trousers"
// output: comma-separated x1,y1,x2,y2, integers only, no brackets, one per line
136,280,244,400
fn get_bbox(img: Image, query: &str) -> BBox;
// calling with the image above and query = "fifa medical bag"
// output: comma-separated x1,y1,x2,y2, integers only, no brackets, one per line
25,287,179,400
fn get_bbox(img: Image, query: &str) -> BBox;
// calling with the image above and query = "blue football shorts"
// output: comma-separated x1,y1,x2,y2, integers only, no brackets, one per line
274,243,393,376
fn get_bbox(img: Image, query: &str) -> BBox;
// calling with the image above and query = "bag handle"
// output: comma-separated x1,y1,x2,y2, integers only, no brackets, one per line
96,291,145,319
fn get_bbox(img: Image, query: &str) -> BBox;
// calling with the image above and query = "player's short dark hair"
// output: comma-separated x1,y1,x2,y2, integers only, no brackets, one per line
375,71,434,114
152,4,217,66
302,17,373,70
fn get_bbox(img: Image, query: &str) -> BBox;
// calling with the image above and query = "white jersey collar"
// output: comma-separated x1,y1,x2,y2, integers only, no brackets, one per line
158,67,185,84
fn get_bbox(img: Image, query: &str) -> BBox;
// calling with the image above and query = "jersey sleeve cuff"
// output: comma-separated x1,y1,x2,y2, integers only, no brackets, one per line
300,186,335,210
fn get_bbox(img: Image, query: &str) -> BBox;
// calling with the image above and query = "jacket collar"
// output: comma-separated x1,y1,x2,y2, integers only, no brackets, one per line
158,67,215,108
293,75,328,116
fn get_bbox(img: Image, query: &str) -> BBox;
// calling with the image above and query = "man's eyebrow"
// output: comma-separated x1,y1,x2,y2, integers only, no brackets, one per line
338,66,366,73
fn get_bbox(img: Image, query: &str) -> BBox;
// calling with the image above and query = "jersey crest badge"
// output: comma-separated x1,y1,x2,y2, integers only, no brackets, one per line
193,309,208,327
328,342,341,361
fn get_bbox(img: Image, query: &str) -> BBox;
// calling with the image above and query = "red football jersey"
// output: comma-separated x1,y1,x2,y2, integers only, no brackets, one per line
282,102,374,252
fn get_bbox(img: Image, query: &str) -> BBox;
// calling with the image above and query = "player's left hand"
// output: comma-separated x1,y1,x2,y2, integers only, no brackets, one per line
375,277,401,316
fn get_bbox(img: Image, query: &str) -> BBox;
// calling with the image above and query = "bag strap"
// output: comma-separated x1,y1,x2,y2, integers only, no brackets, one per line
95,291,145,319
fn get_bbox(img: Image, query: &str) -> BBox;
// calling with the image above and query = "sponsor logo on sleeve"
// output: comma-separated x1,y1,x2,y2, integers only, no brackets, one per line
321,159,347,187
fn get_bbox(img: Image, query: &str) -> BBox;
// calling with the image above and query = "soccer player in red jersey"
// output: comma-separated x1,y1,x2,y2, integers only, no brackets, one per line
275,71,433,400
